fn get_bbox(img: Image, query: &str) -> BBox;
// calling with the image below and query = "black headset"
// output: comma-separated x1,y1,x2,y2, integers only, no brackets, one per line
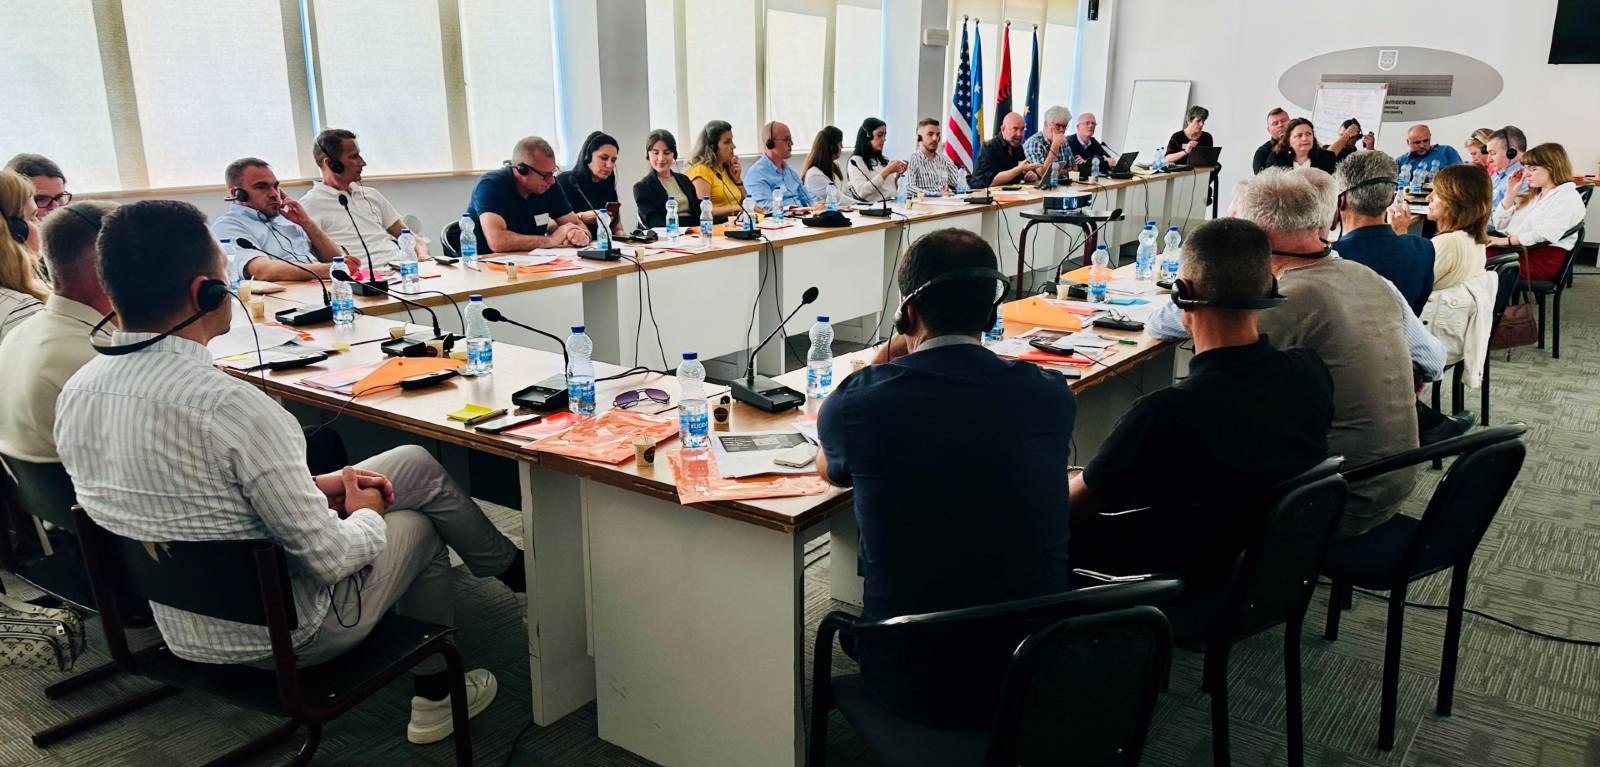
1505,144,1518,161
1169,275,1286,311
319,134,346,175
60,203,105,230
505,160,534,176
90,279,230,356
892,266,1010,335
230,187,250,203
1333,175,1401,239
3,212,27,244
764,122,778,150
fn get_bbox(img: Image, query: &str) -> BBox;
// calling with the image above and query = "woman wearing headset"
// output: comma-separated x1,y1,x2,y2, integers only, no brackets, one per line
0,170,48,343
686,120,745,220
556,131,625,237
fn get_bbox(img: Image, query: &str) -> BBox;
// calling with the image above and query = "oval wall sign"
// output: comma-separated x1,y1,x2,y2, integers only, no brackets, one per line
1278,47,1504,122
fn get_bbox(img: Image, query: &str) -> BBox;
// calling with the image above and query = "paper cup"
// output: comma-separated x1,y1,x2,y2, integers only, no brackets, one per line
633,436,656,467
247,298,266,320
237,282,253,303
388,326,406,340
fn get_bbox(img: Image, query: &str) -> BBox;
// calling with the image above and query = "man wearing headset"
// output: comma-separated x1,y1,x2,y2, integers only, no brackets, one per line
0,201,117,463
1069,218,1333,580
55,200,526,744
1146,167,1444,540
1486,126,1528,210
1331,151,1435,315
814,227,1075,729
466,135,590,254
211,157,352,284
300,128,427,270
743,121,817,212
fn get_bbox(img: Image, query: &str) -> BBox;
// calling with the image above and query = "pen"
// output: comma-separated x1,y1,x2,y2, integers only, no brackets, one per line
1117,338,1139,345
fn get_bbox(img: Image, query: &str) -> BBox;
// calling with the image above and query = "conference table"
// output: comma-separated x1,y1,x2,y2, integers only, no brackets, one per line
262,167,1213,380
234,249,1178,767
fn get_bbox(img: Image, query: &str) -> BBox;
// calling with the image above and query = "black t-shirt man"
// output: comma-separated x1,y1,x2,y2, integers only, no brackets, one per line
1252,138,1278,174
467,166,574,253
968,135,1027,189
1073,336,1333,580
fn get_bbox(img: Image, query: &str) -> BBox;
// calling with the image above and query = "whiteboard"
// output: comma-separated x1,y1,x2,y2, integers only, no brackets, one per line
1120,80,1191,166
1311,82,1388,148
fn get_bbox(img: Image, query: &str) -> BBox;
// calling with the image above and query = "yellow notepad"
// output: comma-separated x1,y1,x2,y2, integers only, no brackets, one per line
447,404,497,422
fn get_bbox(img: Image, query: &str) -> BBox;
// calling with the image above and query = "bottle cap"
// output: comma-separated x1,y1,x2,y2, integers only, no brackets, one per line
682,351,699,360
1168,225,1179,231
817,315,829,323
400,228,411,234
469,294,483,301
1096,244,1108,250
571,324,585,333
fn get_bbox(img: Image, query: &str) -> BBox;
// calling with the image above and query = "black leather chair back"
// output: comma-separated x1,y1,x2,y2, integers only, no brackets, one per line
1218,459,1347,640
1,454,77,530
1406,435,1526,578
440,220,462,260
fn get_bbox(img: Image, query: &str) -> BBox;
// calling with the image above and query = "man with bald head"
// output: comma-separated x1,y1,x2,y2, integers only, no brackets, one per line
744,120,815,211
467,135,591,254
1395,124,1463,178
969,112,1042,188
1066,112,1118,171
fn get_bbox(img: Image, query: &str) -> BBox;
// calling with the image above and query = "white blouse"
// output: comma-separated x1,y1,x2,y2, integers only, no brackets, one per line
1491,181,1586,250
845,154,900,205
802,165,840,203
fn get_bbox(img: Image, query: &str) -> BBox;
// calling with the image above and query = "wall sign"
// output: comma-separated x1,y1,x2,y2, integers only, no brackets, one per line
1279,47,1503,122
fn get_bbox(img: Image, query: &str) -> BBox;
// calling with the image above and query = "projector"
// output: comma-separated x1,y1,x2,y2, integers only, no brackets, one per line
1043,192,1093,212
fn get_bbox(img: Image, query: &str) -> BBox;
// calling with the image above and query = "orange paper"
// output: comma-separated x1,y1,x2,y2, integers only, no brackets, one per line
353,357,462,395
668,449,831,506
529,409,679,464
1000,294,1084,331
483,257,585,275
1060,265,1092,284
1014,349,1099,366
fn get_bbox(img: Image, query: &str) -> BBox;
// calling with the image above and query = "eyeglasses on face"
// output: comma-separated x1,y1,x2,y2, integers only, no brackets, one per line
34,192,72,208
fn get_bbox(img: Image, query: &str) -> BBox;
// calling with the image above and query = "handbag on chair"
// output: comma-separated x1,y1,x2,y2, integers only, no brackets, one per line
1490,251,1538,351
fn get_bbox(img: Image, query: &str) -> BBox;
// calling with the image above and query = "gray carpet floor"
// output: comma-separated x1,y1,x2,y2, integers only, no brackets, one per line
4,279,1600,766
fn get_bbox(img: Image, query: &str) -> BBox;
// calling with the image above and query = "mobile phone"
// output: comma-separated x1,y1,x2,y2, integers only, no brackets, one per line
1093,316,1144,332
472,413,544,434
773,442,819,469
1028,338,1075,355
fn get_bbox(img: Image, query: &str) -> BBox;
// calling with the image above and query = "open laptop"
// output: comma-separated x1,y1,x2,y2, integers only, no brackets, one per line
1105,151,1140,179
1165,146,1222,172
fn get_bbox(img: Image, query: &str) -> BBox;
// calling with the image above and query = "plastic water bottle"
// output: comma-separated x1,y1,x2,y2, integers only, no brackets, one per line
565,325,596,417
1151,146,1166,172
825,182,840,212
664,198,680,239
699,199,713,247
1161,226,1183,283
806,317,834,401
1408,166,1424,195
677,352,710,449
461,294,493,375
984,301,1005,343
895,174,909,205
1427,160,1439,183
220,239,241,291
329,256,355,328
772,185,786,220
1135,221,1158,281
1047,161,1059,188
396,228,420,293
594,209,612,251
1090,156,1102,179
1088,244,1111,303
457,213,478,268
955,174,970,195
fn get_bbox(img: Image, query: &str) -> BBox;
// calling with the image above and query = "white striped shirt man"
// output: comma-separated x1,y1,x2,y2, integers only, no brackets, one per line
55,332,386,664
905,150,968,196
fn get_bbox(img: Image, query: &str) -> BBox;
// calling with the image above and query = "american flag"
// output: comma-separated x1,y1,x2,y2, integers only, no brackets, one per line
945,18,977,172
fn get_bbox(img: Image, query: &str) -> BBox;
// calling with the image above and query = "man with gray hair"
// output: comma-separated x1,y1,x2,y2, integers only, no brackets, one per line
1147,167,1445,539
467,135,591,254
1333,150,1435,314
1022,105,1074,183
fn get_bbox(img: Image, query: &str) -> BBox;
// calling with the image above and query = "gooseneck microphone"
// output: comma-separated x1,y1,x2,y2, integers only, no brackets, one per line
858,159,894,218
235,237,334,325
565,180,622,261
730,286,819,412
481,306,572,410
721,171,762,241
332,268,457,357
336,192,383,279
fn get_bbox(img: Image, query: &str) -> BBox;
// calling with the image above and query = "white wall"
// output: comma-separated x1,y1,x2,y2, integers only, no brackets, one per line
1102,0,1600,221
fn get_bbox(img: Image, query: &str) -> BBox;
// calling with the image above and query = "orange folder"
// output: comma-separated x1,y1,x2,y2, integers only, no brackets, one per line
1000,294,1084,331
1060,265,1093,284
352,357,463,395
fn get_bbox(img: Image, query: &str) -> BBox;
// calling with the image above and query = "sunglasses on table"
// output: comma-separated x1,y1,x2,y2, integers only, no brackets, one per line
613,388,671,409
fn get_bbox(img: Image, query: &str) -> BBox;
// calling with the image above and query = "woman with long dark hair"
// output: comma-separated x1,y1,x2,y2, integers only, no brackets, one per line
844,117,906,204
801,126,846,203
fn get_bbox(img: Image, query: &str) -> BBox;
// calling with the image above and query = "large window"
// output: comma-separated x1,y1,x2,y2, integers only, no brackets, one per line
648,0,883,156
0,0,563,194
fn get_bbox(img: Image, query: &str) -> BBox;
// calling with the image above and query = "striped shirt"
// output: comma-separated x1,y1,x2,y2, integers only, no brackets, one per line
0,286,45,345
54,333,386,664
905,150,968,195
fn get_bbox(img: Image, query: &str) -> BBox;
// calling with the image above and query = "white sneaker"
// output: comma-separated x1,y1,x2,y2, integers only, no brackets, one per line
407,668,498,745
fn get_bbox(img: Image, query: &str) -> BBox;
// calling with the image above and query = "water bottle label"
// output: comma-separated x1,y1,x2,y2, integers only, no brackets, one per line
807,365,833,396
461,243,476,259
568,378,597,416
400,261,419,277
680,404,710,448
1089,282,1108,302
468,340,493,372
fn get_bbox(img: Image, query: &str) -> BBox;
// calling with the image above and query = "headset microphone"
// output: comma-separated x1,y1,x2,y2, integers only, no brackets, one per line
3,213,28,244
1169,276,1287,311
91,279,230,356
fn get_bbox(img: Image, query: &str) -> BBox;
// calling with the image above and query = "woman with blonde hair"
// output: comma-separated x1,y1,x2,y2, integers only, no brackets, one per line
1464,128,1495,170
1488,142,1585,282
686,120,745,219
0,170,48,342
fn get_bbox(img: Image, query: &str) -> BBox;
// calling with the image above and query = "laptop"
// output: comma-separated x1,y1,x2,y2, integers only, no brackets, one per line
1168,146,1222,172
1105,151,1140,179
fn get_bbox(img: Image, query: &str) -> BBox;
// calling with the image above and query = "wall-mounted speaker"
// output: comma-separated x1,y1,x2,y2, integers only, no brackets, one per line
1087,0,1099,21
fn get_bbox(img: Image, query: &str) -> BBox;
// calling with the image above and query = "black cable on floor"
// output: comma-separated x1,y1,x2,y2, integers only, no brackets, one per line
501,718,536,767
1338,583,1600,648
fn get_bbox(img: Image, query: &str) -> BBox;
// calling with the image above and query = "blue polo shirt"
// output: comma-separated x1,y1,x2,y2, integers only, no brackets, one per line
743,155,813,209
1395,144,1463,176
1336,225,1435,315
1491,161,1525,210
210,204,317,284
466,167,573,253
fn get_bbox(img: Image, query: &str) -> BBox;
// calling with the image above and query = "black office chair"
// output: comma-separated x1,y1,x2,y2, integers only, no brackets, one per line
1515,221,1584,358
440,220,462,261
72,507,476,766
0,454,178,748
1429,259,1520,453
808,579,1182,767
1322,424,1527,751
1134,458,1348,767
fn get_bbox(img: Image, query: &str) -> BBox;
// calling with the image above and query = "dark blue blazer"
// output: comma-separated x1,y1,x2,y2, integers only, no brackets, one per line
1336,225,1435,315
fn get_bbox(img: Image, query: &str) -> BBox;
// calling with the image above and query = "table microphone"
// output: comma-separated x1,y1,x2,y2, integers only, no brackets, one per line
234,237,333,326
720,173,762,241
481,307,571,410
336,192,390,293
331,268,456,357
857,160,894,218
730,286,818,412
563,180,623,260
